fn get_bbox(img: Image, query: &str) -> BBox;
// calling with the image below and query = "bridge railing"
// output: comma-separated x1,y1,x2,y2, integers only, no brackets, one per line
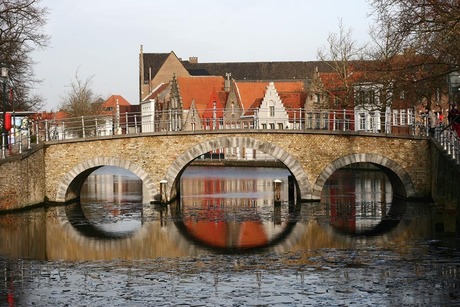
1,126,33,159
434,126,460,164
32,108,426,139
0,107,441,159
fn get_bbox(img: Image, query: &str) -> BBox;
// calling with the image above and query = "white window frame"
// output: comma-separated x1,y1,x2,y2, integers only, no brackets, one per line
400,109,406,125
392,110,399,126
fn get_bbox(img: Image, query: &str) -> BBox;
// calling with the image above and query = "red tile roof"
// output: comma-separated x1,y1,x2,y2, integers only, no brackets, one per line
177,76,225,115
202,88,227,119
235,80,306,113
102,95,131,108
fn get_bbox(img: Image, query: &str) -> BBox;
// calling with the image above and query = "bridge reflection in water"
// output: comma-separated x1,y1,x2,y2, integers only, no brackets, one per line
1,164,437,262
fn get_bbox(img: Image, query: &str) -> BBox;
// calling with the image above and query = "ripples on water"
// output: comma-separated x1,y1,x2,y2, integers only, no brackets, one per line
1,165,459,305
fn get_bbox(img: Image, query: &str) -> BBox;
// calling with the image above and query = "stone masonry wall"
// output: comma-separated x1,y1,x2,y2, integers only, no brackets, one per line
0,146,45,211
43,132,431,203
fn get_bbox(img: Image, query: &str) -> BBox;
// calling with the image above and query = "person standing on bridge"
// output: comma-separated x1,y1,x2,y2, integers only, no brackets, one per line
448,104,460,137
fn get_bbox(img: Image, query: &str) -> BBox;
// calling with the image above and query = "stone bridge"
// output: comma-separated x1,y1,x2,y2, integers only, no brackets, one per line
43,130,431,203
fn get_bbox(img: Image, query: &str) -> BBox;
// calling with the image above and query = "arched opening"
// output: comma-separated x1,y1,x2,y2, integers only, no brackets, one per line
318,160,412,237
162,136,311,201
155,136,306,252
55,157,156,203
64,166,144,239
313,153,416,200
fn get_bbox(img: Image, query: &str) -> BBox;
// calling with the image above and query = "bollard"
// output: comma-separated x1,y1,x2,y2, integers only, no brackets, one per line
274,205,281,225
273,179,282,205
288,175,295,204
160,180,168,203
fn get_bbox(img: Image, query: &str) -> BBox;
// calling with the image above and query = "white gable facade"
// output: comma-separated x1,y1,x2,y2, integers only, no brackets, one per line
256,82,290,130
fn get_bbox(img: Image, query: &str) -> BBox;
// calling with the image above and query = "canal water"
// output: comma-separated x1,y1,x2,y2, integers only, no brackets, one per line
1,164,459,306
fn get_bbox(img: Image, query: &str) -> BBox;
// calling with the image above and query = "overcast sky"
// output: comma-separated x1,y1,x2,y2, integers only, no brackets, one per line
32,0,374,111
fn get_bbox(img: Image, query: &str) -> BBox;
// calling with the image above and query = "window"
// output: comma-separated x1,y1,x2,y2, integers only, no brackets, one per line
322,112,329,129
315,93,321,103
278,123,284,129
407,108,414,125
359,113,366,130
392,110,398,126
262,123,267,129
269,123,275,129
369,112,378,131
356,86,380,106
400,109,406,125
269,102,275,117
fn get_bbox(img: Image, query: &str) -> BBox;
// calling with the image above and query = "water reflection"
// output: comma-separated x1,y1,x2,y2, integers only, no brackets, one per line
321,165,405,237
67,166,143,239
174,166,298,252
0,164,434,262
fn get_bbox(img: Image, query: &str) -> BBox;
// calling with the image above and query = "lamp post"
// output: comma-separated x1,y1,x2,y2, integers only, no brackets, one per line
1,64,9,159
448,71,460,105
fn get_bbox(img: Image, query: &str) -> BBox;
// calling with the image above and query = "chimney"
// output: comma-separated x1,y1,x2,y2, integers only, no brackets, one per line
225,73,232,92
189,57,198,64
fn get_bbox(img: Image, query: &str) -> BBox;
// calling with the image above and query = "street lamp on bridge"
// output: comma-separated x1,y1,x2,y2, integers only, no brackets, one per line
1,63,9,159
448,71,460,105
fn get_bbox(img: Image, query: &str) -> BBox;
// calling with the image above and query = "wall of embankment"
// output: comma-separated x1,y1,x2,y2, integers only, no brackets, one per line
430,141,460,233
0,146,45,211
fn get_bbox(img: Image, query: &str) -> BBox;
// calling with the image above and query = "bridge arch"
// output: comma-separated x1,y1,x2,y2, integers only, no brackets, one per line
313,153,416,200
163,136,311,200
55,156,157,203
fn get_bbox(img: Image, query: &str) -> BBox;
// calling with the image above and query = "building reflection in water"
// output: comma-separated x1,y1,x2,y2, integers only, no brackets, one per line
1,164,446,263
178,166,297,251
73,166,144,237
321,163,399,236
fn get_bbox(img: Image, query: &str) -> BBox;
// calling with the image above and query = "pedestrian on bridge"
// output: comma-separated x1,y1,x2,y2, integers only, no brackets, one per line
448,104,460,137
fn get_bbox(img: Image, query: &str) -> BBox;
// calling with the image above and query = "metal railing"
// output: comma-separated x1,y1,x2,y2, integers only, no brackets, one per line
434,126,460,164
1,126,32,159
1,107,446,160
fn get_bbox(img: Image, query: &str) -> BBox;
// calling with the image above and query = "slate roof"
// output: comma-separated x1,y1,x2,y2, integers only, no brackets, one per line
182,60,335,81
142,53,171,83
142,51,340,81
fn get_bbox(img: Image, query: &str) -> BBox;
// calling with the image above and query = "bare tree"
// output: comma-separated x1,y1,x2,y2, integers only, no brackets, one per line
370,0,459,70
59,70,102,137
0,0,49,111
317,19,367,108
368,1,452,109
